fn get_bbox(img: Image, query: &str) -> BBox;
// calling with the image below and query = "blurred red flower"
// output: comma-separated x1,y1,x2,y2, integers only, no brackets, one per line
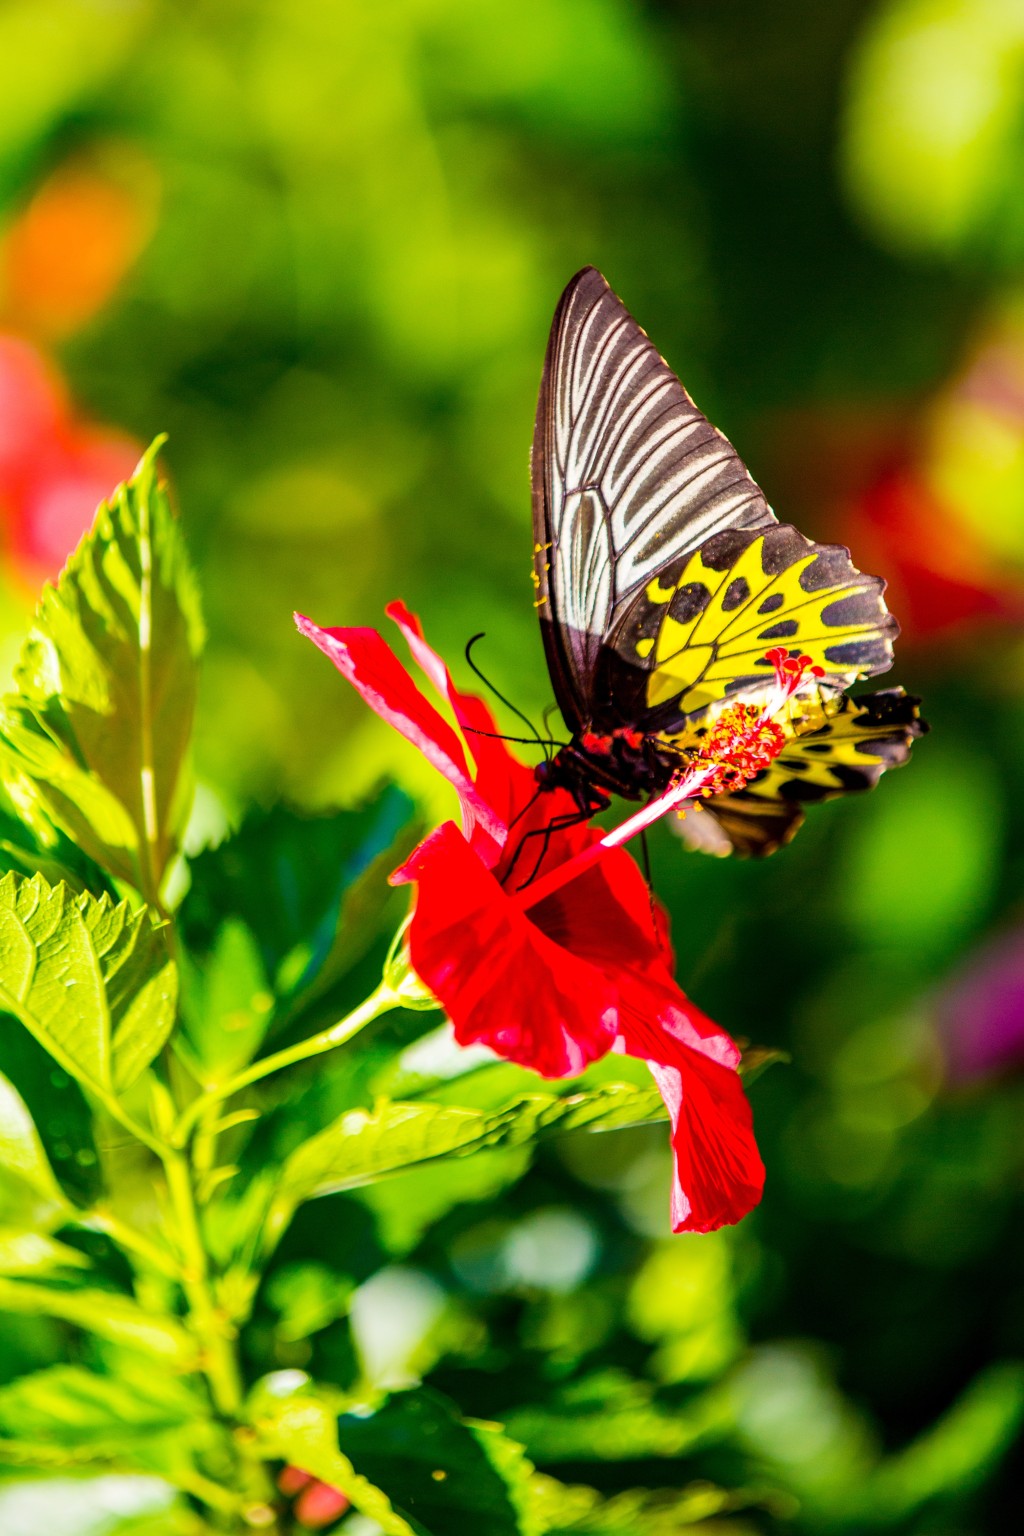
2,154,155,339
297,602,764,1234
843,462,1023,642
0,333,138,581
0,151,153,584
277,1466,350,1529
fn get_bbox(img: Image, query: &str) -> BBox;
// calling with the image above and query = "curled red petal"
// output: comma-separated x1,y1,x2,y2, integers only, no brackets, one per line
295,614,505,859
386,598,540,837
399,820,618,1078
623,1010,764,1233
535,826,741,1072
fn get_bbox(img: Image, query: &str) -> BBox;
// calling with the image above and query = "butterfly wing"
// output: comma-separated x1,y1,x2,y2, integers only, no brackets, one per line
676,688,927,857
531,266,775,731
603,521,900,733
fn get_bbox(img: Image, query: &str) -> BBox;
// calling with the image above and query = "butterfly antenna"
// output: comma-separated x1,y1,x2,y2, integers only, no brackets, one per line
463,726,565,748
464,633,552,761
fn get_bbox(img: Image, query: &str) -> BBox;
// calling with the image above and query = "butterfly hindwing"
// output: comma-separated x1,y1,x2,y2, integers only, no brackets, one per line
682,688,927,856
531,266,775,730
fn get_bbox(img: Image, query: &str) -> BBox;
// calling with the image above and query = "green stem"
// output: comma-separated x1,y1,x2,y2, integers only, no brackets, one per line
172,981,400,1146
161,1148,242,1415
78,1208,181,1279
161,1147,278,1529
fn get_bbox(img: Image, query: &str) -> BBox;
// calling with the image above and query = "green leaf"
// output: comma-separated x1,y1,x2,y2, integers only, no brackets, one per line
250,1377,540,1536
0,439,203,904
247,1374,418,1536
0,1363,200,1447
531,1473,755,1534
0,1065,72,1226
178,917,273,1084
0,872,177,1099
265,1262,356,1342
331,1386,540,1536
178,790,418,1078
737,1043,789,1085
850,1363,1024,1524
0,1228,90,1278
0,1279,195,1362
505,1371,731,1465
260,1081,665,1255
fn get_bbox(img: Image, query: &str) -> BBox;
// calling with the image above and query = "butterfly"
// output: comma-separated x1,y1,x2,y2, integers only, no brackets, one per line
529,267,926,856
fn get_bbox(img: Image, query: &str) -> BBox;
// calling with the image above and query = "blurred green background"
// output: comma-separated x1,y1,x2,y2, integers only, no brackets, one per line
2,0,1024,1532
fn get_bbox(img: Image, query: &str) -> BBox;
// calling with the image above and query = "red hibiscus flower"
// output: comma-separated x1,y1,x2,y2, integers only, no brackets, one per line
295,602,764,1233
277,1466,350,1529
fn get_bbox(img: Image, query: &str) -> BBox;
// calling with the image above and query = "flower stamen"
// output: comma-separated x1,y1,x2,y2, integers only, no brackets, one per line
689,702,787,797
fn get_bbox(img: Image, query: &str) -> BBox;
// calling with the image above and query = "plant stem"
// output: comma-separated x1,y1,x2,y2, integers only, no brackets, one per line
172,981,400,1146
161,1144,278,1529
79,1208,181,1279
162,1147,243,1417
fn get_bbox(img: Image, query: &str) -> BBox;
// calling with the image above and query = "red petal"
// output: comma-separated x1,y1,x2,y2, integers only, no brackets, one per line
296,614,505,858
400,821,618,1077
277,1467,313,1497
294,1480,350,1527
527,826,740,1071
386,599,541,837
623,1011,764,1233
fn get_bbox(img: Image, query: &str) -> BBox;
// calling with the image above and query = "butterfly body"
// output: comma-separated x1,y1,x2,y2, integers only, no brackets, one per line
537,725,685,814
530,268,926,855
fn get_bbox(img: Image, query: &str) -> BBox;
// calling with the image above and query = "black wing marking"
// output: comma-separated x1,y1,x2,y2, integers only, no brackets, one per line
532,267,775,730
683,688,927,857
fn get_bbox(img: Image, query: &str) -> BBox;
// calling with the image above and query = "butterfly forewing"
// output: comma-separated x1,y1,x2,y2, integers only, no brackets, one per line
532,266,775,730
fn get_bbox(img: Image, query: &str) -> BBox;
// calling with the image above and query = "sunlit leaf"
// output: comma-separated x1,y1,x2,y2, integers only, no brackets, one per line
0,1271,196,1357
0,1228,89,1278
331,1386,540,1536
250,1376,540,1536
0,1278,195,1362
247,1374,418,1536
531,1471,756,1534
179,789,419,1079
260,1082,666,1255
0,871,177,1099
265,1262,355,1343
0,1064,72,1226
0,439,203,904
0,1362,200,1446
506,1370,730,1464
850,1363,1024,1523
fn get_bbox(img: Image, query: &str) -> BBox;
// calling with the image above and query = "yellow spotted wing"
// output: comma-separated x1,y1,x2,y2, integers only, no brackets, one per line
677,688,927,857
610,521,898,727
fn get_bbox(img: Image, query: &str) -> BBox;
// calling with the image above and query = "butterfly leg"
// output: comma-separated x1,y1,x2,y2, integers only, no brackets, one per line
504,808,596,892
637,826,669,953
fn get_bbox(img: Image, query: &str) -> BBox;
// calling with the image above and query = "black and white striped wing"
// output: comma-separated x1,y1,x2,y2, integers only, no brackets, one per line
531,266,776,731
